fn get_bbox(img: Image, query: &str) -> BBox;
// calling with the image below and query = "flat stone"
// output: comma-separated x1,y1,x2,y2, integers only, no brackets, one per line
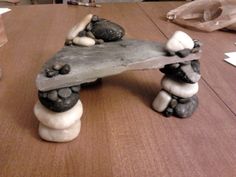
161,76,199,98
174,95,198,118
152,90,172,112
58,88,72,98
91,19,125,42
38,120,81,142
36,39,200,91
34,100,83,129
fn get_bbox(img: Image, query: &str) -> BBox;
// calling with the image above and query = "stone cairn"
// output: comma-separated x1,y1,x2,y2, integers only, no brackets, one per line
34,14,201,143
34,14,125,142
152,31,201,118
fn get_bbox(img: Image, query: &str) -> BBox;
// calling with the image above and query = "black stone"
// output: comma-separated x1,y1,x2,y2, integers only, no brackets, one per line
38,89,79,112
91,15,99,22
71,86,80,93
175,49,191,58
91,19,125,42
78,30,87,37
160,60,201,83
174,95,198,118
58,88,72,98
59,64,70,75
47,90,58,101
178,97,191,104
86,31,95,39
86,23,93,31
45,68,58,78
164,107,174,117
170,99,178,108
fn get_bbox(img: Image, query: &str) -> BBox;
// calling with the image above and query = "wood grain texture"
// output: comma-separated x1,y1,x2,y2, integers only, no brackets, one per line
139,2,236,115
0,3,236,177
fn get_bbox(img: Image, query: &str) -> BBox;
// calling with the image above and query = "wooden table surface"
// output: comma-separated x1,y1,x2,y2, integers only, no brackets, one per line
1,2,236,177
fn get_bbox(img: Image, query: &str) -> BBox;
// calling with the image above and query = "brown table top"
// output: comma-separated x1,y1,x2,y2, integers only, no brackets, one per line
0,2,236,177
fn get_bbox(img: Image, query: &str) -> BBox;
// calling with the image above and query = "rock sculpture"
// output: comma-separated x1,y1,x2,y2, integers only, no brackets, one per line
152,31,201,118
34,15,201,142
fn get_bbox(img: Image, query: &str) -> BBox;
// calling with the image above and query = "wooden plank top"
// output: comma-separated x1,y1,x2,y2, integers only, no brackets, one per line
0,2,236,177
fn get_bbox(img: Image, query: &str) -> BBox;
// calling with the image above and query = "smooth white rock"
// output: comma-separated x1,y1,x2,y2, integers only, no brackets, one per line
39,120,81,142
73,36,96,47
161,76,199,98
166,31,194,52
66,14,93,41
34,100,83,130
152,90,172,112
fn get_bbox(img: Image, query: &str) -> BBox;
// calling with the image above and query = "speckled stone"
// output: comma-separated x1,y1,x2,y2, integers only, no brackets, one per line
91,19,125,42
174,95,198,118
38,88,79,112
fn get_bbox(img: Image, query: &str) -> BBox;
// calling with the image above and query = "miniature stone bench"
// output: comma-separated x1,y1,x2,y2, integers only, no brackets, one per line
34,14,201,143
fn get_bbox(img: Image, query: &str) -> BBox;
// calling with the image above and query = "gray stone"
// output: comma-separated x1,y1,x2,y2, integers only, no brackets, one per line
59,64,70,75
58,88,72,98
53,63,64,71
170,98,178,108
71,86,80,93
174,95,198,118
164,107,174,117
86,22,93,31
47,90,58,101
86,31,95,39
36,39,200,91
91,19,125,42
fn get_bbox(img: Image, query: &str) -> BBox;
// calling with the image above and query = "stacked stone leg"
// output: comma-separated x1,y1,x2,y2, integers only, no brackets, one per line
152,31,201,118
34,86,82,142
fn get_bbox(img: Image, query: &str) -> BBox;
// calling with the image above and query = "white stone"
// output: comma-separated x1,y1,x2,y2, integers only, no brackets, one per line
152,90,172,112
73,36,95,47
39,120,81,142
166,31,194,52
34,100,83,130
161,76,199,98
66,14,93,41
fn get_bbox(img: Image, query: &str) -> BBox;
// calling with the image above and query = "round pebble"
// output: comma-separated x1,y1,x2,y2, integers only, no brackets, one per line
58,88,72,98
78,30,87,37
170,99,178,108
161,76,199,98
174,95,198,118
46,69,58,78
38,120,81,142
164,107,174,117
91,20,125,42
53,63,64,71
34,100,83,129
47,90,58,101
86,22,93,31
59,64,70,75
71,86,80,93
91,15,99,22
